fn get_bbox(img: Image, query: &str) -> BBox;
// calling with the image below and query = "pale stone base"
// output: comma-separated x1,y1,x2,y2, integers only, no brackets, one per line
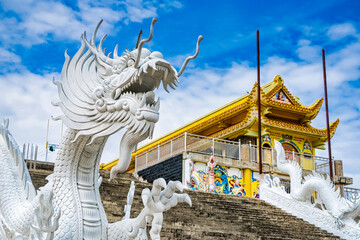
261,186,360,240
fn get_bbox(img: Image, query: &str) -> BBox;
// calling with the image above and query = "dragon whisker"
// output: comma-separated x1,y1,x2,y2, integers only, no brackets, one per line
177,35,203,77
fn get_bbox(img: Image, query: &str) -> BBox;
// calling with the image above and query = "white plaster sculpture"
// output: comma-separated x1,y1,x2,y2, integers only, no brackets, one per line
0,17,202,239
260,140,360,239
0,118,60,240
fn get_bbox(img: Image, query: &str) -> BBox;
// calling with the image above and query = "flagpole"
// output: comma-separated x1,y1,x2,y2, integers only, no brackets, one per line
322,49,334,181
45,119,49,162
257,30,262,174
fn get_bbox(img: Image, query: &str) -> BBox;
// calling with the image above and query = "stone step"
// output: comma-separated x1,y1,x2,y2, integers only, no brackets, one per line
28,163,341,239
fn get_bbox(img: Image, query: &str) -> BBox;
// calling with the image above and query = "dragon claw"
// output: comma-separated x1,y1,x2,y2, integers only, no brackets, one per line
184,194,192,207
153,178,166,189
141,188,151,206
174,181,183,192
151,178,166,202
128,178,193,238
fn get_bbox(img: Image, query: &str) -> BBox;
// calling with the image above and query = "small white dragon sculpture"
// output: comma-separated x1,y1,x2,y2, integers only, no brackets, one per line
0,18,202,239
262,140,360,228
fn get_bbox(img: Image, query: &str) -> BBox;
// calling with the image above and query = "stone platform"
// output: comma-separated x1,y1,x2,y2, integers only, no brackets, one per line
28,161,340,239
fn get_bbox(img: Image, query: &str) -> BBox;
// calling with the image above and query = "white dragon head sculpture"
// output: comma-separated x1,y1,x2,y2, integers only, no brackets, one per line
52,18,203,179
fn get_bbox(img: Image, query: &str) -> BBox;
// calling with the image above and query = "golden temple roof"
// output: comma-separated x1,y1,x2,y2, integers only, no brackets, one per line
101,75,339,171
260,75,323,122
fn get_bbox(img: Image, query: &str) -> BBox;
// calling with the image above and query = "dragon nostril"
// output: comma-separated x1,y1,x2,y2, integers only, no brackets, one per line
135,111,143,120
122,101,129,111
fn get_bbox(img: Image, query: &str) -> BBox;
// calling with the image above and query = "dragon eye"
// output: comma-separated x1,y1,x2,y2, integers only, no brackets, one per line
128,59,135,67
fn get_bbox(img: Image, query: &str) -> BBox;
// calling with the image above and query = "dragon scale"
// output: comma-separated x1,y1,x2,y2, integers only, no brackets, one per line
52,129,107,239
0,132,34,236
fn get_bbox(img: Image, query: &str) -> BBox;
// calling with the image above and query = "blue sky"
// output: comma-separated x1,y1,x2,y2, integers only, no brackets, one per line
1,0,360,187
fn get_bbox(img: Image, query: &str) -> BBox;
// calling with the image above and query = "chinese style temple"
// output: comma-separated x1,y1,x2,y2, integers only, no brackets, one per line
101,75,352,197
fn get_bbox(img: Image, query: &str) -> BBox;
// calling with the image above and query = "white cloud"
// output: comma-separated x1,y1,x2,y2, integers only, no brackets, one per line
0,0,181,47
296,39,322,62
327,22,357,41
1,1,85,46
0,48,21,64
159,0,182,11
78,1,126,29
0,17,23,46
123,0,157,23
0,71,63,162
275,26,283,32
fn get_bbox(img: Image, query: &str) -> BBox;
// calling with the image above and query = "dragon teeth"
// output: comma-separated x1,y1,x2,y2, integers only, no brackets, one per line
114,88,121,99
150,61,157,70
136,92,144,101
169,82,176,90
163,68,168,81
156,79,160,89
163,82,169,93
139,94,146,108
155,97,160,111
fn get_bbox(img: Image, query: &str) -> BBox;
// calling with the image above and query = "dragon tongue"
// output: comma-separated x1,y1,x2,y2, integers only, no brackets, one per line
145,91,155,105
139,91,154,108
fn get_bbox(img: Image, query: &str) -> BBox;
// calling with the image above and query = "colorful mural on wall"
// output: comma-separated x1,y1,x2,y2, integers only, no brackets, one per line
251,172,260,198
186,159,259,198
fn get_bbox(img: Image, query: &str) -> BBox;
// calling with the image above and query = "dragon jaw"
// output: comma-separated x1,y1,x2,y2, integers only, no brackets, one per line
89,46,179,141
106,47,179,124
53,18,202,179
106,49,179,180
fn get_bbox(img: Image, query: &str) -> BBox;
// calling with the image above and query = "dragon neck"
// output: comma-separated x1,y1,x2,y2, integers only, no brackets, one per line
53,128,108,240
277,160,303,196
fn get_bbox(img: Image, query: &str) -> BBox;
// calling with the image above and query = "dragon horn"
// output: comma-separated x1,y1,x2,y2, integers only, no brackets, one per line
91,19,103,46
83,20,115,71
114,44,119,58
135,29,143,49
134,18,157,69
